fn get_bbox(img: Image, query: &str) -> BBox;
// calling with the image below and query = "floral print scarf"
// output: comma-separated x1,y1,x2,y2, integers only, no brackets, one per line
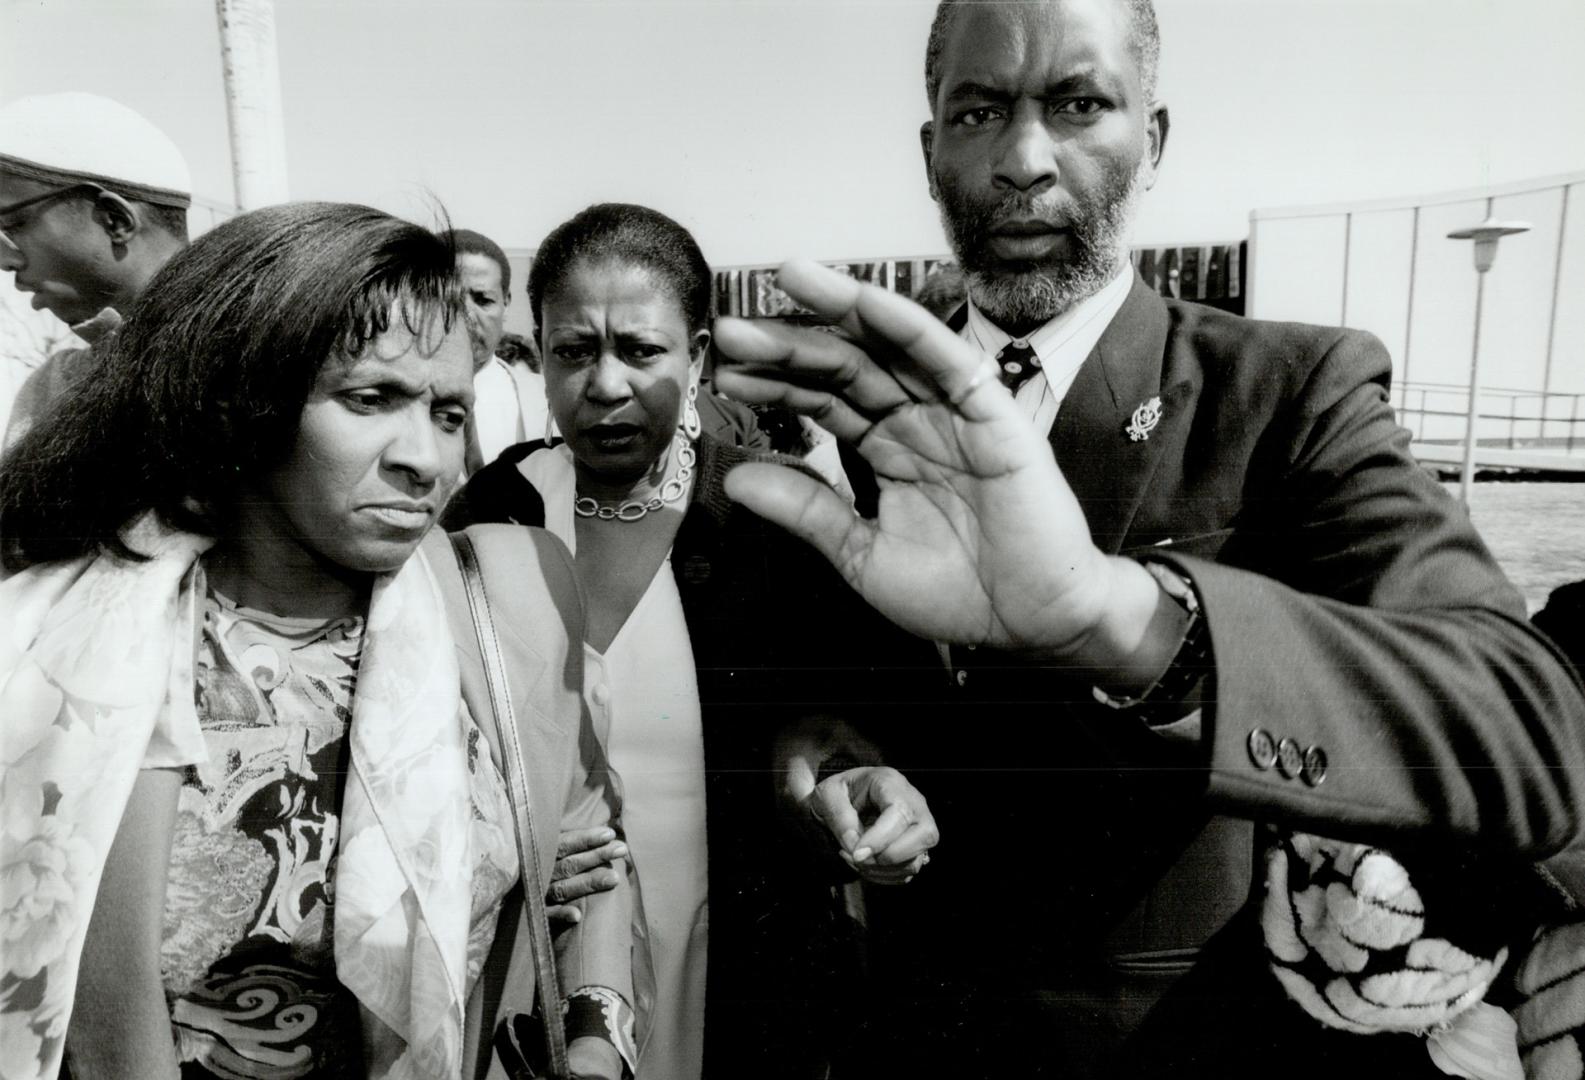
0,517,484,1080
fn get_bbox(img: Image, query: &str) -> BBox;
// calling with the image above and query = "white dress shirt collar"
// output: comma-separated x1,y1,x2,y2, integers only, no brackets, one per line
960,264,1134,436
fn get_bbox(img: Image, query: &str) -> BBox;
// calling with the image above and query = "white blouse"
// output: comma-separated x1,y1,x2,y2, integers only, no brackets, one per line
519,445,710,1080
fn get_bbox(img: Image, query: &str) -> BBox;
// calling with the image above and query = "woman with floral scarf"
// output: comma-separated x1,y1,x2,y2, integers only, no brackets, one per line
0,202,637,1080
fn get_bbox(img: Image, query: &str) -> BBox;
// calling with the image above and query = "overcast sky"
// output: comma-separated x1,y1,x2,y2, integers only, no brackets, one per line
3,0,1584,266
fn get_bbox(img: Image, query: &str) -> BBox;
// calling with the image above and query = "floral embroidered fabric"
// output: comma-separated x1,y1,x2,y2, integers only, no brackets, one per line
0,522,529,1080
161,590,518,1078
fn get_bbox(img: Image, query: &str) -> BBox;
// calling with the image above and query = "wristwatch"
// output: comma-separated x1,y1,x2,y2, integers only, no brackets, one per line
1091,560,1212,725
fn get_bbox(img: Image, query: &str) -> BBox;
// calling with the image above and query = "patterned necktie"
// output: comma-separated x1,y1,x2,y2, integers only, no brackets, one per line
996,340,1042,393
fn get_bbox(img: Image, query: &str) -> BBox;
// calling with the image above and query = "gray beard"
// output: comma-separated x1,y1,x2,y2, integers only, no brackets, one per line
942,161,1146,329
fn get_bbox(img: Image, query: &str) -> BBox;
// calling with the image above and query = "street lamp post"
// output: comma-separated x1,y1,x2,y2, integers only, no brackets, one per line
1446,216,1531,504
216,0,289,209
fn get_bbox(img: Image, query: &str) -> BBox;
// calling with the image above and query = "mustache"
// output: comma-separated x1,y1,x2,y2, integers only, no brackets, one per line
965,192,1105,240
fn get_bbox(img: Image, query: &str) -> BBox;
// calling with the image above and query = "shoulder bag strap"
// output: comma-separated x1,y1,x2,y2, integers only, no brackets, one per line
450,530,570,1080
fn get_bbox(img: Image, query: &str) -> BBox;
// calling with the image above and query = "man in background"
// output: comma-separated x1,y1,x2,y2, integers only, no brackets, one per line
445,227,526,472
0,92,190,445
497,329,551,446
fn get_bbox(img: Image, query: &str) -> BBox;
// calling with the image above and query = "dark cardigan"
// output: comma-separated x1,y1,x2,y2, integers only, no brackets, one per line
444,435,928,1078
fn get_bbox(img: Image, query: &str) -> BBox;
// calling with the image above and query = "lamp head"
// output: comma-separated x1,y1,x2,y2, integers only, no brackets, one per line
1447,217,1531,273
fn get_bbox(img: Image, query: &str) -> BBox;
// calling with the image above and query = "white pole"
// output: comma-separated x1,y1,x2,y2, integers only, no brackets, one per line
1446,217,1530,506
1458,269,1487,505
215,0,289,209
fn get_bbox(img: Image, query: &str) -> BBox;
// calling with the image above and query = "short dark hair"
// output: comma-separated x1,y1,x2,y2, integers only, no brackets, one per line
0,201,461,570
444,227,511,296
137,198,190,241
528,203,711,338
924,0,1160,109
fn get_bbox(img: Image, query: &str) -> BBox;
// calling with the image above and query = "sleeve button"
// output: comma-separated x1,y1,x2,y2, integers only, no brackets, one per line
1301,745,1328,787
1276,737,1304,779
1246,728,1278,770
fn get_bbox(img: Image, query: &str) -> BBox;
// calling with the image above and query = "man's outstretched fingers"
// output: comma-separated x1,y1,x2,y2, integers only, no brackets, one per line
711,368,876,445
723,461,871,581
712,313,915,415
775,260,1008,418
770,259,866,319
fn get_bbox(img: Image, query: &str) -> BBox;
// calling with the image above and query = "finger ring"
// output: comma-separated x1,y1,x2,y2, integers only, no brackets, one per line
948,357,1000,407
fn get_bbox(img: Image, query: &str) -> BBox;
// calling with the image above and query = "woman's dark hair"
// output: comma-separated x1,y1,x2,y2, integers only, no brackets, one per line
528,203,712,338
0,201,461,571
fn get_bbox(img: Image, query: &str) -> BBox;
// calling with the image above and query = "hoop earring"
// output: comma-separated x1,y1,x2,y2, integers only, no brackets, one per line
683,381,702,441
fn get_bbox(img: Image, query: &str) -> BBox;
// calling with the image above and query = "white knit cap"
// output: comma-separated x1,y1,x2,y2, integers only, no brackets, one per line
0,92,191,208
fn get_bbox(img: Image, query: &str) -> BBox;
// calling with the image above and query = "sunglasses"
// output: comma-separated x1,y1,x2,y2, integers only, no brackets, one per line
0,182,106,232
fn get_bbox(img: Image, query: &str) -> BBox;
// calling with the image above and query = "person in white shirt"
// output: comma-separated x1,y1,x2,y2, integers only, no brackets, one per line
497,330,552,444
444,228,525,471
0,93,191,446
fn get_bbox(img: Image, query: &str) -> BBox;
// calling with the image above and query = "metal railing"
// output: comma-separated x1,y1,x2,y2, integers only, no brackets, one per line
1393,380,1585,453
1251,172,1585,475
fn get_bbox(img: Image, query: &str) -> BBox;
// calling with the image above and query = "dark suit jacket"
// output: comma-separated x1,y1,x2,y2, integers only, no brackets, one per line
857,276,1585,1078
1535,579,1585,679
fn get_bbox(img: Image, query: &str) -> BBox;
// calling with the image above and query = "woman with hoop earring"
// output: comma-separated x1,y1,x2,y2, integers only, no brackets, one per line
446,203,938,1080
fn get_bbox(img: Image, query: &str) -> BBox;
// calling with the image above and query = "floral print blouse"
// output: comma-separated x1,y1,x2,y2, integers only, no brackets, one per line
160,590,518,1078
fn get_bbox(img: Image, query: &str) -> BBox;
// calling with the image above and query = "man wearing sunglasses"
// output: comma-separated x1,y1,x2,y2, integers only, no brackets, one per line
1,92,190,444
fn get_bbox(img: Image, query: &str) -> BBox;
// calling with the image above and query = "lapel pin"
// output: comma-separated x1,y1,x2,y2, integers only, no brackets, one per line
1126,396,1163,442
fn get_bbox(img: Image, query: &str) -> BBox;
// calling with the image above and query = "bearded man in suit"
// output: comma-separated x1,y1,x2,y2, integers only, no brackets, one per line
712,0,1585,1076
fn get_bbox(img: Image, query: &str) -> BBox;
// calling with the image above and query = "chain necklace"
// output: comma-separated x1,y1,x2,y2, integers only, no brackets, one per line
573,439,696,522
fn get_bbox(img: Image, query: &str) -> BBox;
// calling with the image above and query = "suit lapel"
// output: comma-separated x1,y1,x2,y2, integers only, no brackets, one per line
1051,274,1191,553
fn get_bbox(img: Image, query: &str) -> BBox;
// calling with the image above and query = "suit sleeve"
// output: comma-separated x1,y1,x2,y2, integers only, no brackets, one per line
1153,329,1585,855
